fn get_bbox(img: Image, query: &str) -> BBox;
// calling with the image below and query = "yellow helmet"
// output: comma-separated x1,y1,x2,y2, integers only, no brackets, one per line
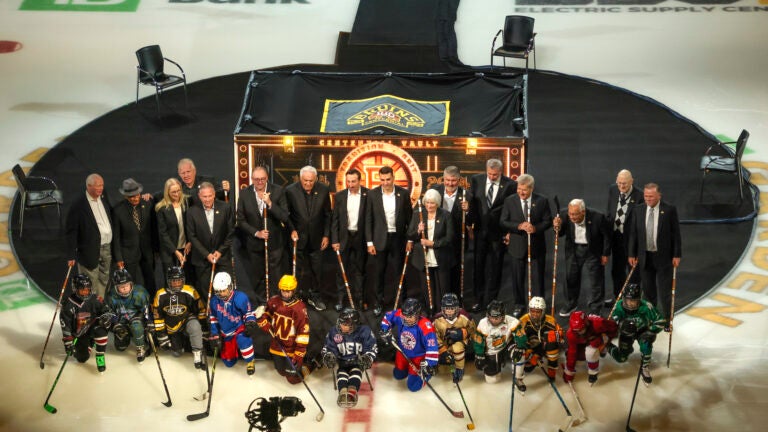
278,275,297,291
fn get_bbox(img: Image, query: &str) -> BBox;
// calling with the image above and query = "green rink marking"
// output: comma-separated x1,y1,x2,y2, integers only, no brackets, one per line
0,279,49,312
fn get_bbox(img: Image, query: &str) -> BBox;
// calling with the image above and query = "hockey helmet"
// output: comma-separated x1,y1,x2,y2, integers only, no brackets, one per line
569,311,588,334
112,268,134,298
623,284,642,312
441,293,460,320
166,266,185,292
486,300,506,320
213,272,233,301
528,296,546,323
278,275,297,291
337,307,360,334
401,298,422,326
72,273,93,300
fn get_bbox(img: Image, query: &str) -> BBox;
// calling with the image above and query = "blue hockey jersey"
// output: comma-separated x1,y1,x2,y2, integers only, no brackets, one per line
209,290,255,338
322,324,378,367
381,310,439,366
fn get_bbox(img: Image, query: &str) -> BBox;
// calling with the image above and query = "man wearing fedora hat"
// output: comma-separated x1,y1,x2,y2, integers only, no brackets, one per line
112,178,158,296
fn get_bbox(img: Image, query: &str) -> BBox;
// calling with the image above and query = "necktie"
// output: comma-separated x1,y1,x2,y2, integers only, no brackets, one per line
487,183,494,208
132,206,141,231
646,207,656,251
523,200,529,220
620,193,627,206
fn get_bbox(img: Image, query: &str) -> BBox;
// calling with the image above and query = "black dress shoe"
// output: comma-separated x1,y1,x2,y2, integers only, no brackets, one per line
470,303,483,313
373,304,383,317
307,294,327,312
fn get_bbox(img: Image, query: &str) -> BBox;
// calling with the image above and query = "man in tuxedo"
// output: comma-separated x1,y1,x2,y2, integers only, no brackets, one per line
553,199,611,316
331,169,369,311
365,165,412,316
66,173,113,298
606,169,643,304
111,178,158,297
628,183,681,330
466,159,517,312
236,166,289,304
177,158,230,207
285,165,332,311
499,173,552,307
186,182,234,303
429,165,467,300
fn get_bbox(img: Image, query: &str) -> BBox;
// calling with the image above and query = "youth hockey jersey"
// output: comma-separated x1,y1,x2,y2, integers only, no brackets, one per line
381,310,439,366
209,290,255,338
257,295,310,361
473,315,519,356
106,284,150,323
322,324,378,367
152,284,206,335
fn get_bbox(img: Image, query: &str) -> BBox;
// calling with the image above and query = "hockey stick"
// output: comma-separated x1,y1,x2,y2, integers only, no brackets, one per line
393,249,411,311
417,199,434,315
336,249,356,309
263,203,270,300
526,202,532,304
205,261,217,317
276,341,325,421
460,189,466,304
551,196,560,317
145,327,172,407
292,238,298,277
356,354,374,391
539,365,574,432
509,360,517,432
187,346,220,421
567,381,587,426
390,340,464,419
43,317,98,414
667,266,677,368
625,360,643,432
452,365,475,430
608,264,636,319
40,263,74,369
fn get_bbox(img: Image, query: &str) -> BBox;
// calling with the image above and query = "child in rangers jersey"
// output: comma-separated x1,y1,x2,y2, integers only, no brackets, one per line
433,293,476,383
563,310,618,385
256,275,311,384
105,268,151,363
380,297,439,392
473,300,519,384
152,266,207,370
208,271,258,375
321,308,378,408
608,283,664,385
60,273,115,373
511,296,564,392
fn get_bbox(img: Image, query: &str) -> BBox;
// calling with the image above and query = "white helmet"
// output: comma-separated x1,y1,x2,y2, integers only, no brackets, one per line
529,296,546,311
213,272,232,292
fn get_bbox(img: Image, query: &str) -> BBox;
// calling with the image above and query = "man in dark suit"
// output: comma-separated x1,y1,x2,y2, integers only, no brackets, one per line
331,169,369,311
177,158,230,207
466,159,517,312
606,169,643,304
429,165,467,300
499,173,552,307
285,165,332,311
365,165,412,316
66,173,113,298
236,166,289,304
112,178,158,297
186,182,234,303
628,183,681,330
553,199,611,316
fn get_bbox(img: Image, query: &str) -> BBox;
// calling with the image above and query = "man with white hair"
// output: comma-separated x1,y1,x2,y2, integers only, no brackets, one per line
606,169,643,304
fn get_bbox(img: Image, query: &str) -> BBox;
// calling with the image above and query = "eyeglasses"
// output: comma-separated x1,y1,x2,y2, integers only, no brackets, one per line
252,177,268,182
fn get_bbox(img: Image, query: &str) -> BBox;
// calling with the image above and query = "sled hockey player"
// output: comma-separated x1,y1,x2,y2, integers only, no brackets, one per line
105,268,151,363
208,271,258,375
511,296,564,392
152,265,207,370
380,297,439,392
472,300,519,383
59,273,115,372
321,307,378,407
608,283,664,384
256,275,311,384
433,293,475,383
563,310,618,385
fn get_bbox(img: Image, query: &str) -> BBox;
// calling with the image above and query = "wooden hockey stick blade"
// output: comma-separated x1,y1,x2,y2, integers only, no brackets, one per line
558,415,574,432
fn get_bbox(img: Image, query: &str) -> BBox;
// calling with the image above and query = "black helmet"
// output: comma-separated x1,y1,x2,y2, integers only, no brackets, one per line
337,307,360,334
72,273,93,300
166,266,184,292
402,298,422,317
441,293,460,320
487,300,505,319
112,268,133,298
623,284,642,312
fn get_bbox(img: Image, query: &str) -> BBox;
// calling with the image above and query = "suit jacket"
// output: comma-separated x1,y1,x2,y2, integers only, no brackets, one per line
429,184,467,262
627,201,682,268
365,186,412,251
186,200,234,267
606,184,643,237
331,187,369,250
156,204,187,266
499,193,553,258
112,198,157,264
176,174,227,207
466,173,517,241
284,181,332,250
236,183,289,253
557,208,611,259
66,192,113,269
406,207,455,270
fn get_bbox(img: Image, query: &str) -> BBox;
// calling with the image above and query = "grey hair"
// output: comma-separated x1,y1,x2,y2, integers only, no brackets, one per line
443,166,461,178
423,189,442,207
486,159,503,170
85,173,102,187
517,173,535,188
568,198,585,211
300,165,318,177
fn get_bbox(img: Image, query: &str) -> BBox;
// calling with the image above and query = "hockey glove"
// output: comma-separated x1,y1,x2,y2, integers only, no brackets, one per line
419,360,435,380
359,353,375,371
474,354,487,370
62,335,74,353
157,332,172,351
380,328,394,345
99,312,116,330
439,351,455,365
445,328,464,345
245,320,259,335
112,323,129,340
509,345,525,362
254,305,266,319
322,351,337,369
208,334,221,350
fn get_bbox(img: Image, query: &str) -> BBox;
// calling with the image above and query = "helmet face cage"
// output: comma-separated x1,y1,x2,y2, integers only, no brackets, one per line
72,274,93,299
337,308,360,334
213,272,232,301
112,269,133,298
441,293,460,320
486,300,505,319
401,298,421,326
166,266,184,292
623,284,641,312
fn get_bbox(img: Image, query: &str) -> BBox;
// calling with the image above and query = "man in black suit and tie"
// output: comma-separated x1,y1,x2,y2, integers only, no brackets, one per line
365,165,412,316
331,169,369,311
186,182,234,303
500,173,552,307
112,178,158,297
466,159,517,312
236,166,289,304
285,165,332,312
429,166,467,300
553,199,611,316
606,169,643,304
628,183,681,330
66,173,113,298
